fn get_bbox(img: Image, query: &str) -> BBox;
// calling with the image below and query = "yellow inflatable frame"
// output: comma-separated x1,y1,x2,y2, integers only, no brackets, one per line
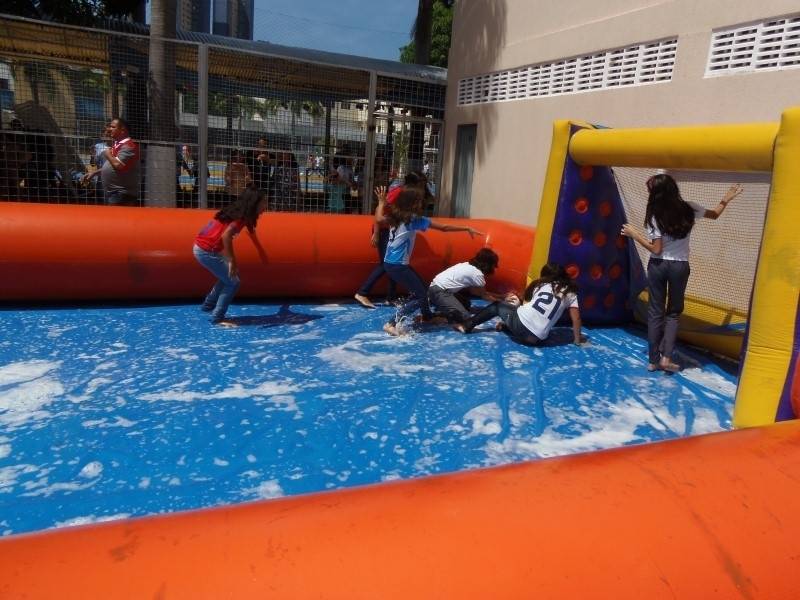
531,107,800,427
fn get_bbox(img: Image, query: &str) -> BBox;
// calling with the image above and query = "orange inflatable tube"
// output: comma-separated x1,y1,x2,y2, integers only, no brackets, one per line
1,421,799,598
0,203,534,301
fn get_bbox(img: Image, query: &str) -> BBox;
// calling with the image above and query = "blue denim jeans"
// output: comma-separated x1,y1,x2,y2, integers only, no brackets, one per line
193,244,240,322
357,227,397,300
105,189,138,206
384,263,432,324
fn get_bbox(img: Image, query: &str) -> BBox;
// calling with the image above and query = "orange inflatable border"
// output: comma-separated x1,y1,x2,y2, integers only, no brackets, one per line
0,203,534,301
1,421,799,598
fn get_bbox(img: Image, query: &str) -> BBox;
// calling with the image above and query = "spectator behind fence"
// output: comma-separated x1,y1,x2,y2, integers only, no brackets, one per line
327,154,355,213
0,130,30,199
82,117,140,206
249,136,272,194
270,150,299,212
12,118,55,201
87,123,111,201
224,149,252,203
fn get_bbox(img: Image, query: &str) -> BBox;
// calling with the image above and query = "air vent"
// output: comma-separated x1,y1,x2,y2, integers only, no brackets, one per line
706,14,800,75
457,38,677,106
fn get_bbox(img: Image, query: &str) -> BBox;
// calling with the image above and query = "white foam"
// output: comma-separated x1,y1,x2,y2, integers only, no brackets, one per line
481,396,690,463
22,478,99,497
249,479,284,499
81,416,136,429
0,361,63,428
0,463,38,492
163,348,199,361
0,360,59,386
139,380,300,402
680,367,738,396
318,340,435,375
55,513,131,528
78,461,103,478
461,403,531,438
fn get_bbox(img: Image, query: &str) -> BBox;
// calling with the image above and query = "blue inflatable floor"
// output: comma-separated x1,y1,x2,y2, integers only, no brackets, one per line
0,301,737,536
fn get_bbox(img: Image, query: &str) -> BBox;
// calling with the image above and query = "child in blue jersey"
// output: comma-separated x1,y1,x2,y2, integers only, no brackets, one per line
375,185,483,336
455,263,585,347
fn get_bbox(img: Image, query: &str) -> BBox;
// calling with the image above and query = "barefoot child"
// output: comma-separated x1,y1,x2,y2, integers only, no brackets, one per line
354,171,431,308
193,187,267,324
427,248,519,323
376,186,484,336
456,263,584,347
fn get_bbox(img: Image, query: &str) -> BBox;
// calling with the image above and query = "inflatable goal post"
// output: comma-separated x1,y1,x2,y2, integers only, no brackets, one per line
531,107,800,427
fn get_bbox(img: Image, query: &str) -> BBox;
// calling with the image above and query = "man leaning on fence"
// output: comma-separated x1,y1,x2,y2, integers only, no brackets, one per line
82,117,140,206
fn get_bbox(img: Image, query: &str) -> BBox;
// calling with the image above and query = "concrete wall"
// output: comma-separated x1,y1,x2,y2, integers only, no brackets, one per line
441,0,800,225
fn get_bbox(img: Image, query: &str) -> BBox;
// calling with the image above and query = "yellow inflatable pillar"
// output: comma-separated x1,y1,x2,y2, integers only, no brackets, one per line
735,107,800,427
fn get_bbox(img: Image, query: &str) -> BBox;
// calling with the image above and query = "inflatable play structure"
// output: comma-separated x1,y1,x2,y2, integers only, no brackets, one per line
533,107,800,427
1,108,800,597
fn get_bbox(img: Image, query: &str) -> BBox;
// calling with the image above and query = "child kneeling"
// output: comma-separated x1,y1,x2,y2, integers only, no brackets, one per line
428,248,517,323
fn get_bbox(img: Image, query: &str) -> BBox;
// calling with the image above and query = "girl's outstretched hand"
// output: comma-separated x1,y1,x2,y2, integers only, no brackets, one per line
621,223,637,238
467,227,485,238
374,185,387,203
723,183,743,204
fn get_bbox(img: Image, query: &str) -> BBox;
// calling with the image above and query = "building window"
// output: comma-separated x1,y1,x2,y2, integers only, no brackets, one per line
706,13,800,76
457,37,677,106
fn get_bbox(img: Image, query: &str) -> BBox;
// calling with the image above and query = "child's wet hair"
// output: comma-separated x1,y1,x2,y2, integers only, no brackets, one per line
215,186,267,233
470,248,499,275
524,262,577,301
386,187,425,227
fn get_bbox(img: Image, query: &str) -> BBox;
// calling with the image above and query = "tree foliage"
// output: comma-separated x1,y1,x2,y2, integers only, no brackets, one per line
400,0,454,68
4,0,143,26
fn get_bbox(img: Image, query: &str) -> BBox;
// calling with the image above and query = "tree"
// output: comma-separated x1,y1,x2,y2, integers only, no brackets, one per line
146,0,177,207
400,0,454,68
4,0,145,26
401,0,454,178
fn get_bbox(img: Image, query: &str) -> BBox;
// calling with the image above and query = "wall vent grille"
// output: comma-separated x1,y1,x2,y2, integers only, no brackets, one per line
706,13,800,76
457,38,677,106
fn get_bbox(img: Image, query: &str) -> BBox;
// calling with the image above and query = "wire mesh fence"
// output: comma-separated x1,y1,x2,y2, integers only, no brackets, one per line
0,15,446,214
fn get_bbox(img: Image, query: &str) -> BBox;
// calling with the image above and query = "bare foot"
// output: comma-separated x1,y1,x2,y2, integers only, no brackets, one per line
216,320,239,328
453,324,467,334
659,358,681,373
647,363,658,372
354,293,376,309
383,323,399,336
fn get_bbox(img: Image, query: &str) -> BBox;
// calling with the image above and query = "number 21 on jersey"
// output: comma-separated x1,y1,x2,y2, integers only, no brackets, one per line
532,290,561,320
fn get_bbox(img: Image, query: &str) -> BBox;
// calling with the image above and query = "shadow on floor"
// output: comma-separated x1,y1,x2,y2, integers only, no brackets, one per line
224,304,324,328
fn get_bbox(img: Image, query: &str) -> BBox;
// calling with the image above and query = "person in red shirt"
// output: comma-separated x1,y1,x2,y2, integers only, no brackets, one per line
193,187,268,324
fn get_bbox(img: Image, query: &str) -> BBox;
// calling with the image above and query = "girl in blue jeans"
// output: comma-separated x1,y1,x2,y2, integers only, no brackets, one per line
193,187,267,324
375,185,483,336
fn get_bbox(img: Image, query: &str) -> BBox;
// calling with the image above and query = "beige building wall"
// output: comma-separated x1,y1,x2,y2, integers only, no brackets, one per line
441,0,800,225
